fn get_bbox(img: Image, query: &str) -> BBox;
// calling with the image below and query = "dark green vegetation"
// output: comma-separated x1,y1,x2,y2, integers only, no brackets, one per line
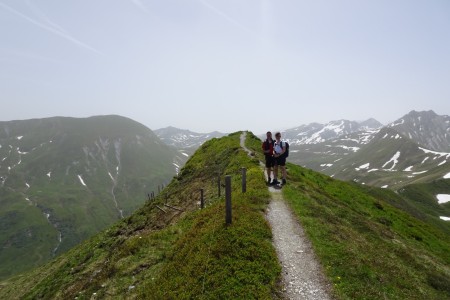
283,163,450,299
0,116,180,279
0,132,281,299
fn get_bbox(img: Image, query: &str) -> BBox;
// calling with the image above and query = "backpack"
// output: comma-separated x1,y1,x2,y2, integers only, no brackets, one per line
280,141,289,158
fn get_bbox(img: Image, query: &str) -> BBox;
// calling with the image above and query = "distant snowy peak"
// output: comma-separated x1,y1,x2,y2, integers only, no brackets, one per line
283,119,382,145
388,110,450,152
155,126,226,149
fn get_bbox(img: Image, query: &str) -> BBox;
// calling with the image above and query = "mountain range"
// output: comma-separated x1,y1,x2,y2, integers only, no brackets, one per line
0,115,180,279
1,110,449,285
154,126,226,157
1,132,448,299
155,110,449,227
285,110,450,189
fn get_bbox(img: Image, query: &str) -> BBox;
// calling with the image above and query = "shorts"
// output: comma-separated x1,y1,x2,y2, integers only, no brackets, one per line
265,155,274,168
275,156,286,167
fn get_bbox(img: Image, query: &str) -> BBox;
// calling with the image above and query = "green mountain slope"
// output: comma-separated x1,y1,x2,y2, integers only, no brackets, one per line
283,163,450,299
0,132,280,299
0,116,177,279
1,131,448,299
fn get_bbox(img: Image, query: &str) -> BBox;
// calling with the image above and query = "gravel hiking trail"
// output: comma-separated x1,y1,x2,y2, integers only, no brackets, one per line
240,132,331,299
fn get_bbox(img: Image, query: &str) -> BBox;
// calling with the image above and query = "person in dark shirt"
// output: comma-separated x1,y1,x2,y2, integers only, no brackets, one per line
262,131,274,184
273,132,287,185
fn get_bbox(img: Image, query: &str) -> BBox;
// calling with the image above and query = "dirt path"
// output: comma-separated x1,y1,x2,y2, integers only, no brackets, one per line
240,132,331,299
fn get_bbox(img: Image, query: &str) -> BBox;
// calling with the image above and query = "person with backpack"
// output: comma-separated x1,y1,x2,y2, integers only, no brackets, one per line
273,132,289,185
262,131,275,184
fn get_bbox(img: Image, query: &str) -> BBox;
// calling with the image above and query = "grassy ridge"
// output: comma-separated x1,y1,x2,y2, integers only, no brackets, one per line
283,163,450,299
0,132,281,299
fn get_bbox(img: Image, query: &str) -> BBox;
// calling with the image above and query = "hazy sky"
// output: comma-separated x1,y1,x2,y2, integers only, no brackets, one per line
1,0,449,133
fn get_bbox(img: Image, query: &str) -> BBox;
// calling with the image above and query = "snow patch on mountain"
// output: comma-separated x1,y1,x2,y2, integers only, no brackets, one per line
403,166,413,172
78,175,87,187
440,216,450,221
436,194,450,204
389,119,405,127
355,163,370,171
419,147,450,159
16,136,23,140
108,172,115,182
47,172,51,178
17,149,28,155
335,145,360,152
412,171,428,175
444,172,450,179
382,151,401,170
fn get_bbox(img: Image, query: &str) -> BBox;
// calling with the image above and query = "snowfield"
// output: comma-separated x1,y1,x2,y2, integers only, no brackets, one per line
382,151,401,170
78,175,87,187
436,194,450,204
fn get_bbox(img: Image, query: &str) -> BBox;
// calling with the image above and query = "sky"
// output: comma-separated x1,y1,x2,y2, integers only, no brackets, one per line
1,0,449,134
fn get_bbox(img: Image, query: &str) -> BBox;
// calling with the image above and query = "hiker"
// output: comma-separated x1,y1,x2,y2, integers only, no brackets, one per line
262,131,274,184
273,132,287,185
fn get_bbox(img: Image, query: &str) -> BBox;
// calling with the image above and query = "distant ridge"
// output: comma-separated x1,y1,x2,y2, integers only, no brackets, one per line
154,126,226,152
287,110,450,191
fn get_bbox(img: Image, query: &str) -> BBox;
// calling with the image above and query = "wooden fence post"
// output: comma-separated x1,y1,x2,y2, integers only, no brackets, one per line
242,168,247,193
225,175,232,225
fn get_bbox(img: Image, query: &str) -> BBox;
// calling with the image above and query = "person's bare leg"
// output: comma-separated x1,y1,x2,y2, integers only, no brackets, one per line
274,165,279,182
266,167,271,181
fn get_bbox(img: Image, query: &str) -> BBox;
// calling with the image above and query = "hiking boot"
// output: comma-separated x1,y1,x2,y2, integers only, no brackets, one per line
271,179,280,185
282,178,287,185
267,177,271,184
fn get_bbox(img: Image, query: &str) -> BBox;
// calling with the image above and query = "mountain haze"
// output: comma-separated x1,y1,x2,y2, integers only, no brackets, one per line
0,115,177,279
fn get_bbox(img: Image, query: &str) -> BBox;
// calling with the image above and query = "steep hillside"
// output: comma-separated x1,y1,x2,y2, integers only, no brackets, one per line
321,128,450,189
283,163,450,299
388,110,450,152
0,132,280,299
0,116,177,279
288,112,450,190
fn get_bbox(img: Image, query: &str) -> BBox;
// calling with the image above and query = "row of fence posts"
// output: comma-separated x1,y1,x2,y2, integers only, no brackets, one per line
198,168,246,225
150,168,247,226
148,184,165,201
